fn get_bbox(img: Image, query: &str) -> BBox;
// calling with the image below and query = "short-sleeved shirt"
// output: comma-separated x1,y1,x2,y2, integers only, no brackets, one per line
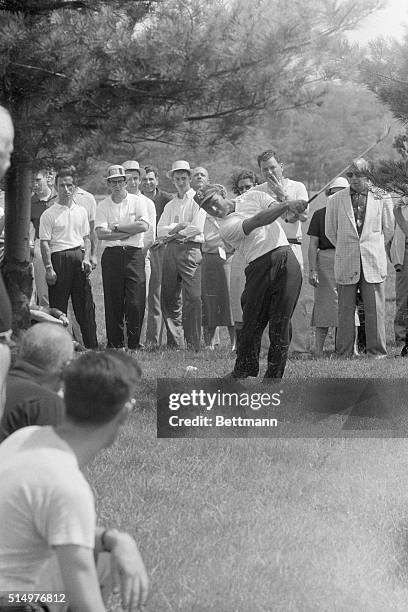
39,203,90,253
219,190,288,264
0,426,96,589
95,193,150,248
145,189,173,226
73,188,97,223
307,207,334,250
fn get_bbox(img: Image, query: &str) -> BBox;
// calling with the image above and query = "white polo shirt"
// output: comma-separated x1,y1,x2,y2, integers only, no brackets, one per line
39,203,89,253
219,190,288,264
157,188,206,244
95,192,150,248
73,187,97,223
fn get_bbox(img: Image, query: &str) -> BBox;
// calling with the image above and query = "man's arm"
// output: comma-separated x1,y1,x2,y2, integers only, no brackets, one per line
242,200,307,235
40,239,57,286
95,527,149,611
54,544,106,612
95,227,131,241
89,220,98,268
113,219,149,235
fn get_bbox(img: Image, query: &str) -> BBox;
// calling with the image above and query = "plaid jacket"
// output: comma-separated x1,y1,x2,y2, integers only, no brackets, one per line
325,187,394,284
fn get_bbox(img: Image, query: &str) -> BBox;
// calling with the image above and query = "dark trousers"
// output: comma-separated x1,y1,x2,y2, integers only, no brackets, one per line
101,246,146,349
234,245,302,379
48,247,98,349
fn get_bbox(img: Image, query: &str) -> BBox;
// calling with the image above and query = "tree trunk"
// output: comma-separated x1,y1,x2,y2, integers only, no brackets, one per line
3,161,32,332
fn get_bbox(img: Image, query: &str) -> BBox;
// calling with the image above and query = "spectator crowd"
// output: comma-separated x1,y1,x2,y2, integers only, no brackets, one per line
1,102,408,609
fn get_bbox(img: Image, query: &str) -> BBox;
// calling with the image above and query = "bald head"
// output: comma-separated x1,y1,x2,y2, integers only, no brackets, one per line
191,166,209,191
0,106,14,179
19,323,74,374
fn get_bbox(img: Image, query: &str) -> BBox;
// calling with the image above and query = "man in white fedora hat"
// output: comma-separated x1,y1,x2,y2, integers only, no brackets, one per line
157,160,206,351
95,164,151,349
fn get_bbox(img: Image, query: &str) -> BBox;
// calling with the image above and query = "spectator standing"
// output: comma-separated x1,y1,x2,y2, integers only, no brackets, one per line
142,164,172,348
30,168,57,307
191,166,209,192
325,158,394,358
307,177,348,357
95,164,150,349
39,166,98,349
157,161,206,351
123,160,156,347
256,149,311,355
0,350,148,611
0,323,73,441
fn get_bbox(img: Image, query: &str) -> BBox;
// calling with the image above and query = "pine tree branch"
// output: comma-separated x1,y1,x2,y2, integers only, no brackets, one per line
9,61,68,79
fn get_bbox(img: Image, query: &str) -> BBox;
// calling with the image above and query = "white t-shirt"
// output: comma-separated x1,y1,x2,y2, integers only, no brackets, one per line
74,188,97,223
95,192,150,248
39,203,90,253
0,426,96,590
219,190,288,264
256,179,308,240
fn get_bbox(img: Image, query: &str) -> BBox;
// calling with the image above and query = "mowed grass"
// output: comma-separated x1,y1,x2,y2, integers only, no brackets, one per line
85,248,408,611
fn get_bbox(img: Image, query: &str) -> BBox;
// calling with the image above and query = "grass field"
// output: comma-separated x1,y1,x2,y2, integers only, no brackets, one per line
85,235,408,611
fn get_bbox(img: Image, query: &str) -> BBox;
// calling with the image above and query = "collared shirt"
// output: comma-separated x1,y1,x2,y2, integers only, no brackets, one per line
31,192,57,239
350,188,368,236
202,215,232,254
73,188,97,223
135,192,156,248
39,202,89,253
157,188,206,243
256,179,308,240
95,192,150,248
219,190,288,264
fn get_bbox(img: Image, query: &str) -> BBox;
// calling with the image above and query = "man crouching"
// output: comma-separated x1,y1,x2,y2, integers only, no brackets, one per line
0,350,148,611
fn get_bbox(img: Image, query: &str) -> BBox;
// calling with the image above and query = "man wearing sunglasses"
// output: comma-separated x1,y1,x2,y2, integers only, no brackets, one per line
325,158,394,358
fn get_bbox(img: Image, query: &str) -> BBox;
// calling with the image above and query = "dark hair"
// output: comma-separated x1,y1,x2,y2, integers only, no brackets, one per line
56,165,77,185
63,350,142,425
257,149,281,168
232,169,259,195
144,165,159,178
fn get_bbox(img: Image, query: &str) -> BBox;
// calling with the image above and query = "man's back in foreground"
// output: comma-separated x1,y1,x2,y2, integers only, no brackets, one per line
0,350,148,611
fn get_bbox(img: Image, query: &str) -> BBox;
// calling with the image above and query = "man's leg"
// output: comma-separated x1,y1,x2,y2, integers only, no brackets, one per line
146,245,165,347
394,245,408,343
48,250,74,315
101,248,126,348
71,250,98,349
161,243,184,348
336,283,358,356
233,251,276,377
265,246,302,379
178,244,202,351
124,248,146,350
360,273,387,357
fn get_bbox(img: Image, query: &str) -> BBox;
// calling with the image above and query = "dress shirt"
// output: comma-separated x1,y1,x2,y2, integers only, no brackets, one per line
73,188,97,223
95,193,150,248
39,203,89,253
157,188,206,243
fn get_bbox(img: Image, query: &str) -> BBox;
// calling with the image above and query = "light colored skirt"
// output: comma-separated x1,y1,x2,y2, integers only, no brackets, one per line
311,249,338,327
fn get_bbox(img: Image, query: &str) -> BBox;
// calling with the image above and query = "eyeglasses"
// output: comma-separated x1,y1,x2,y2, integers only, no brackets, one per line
108,179,126,185
345,171,361,178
